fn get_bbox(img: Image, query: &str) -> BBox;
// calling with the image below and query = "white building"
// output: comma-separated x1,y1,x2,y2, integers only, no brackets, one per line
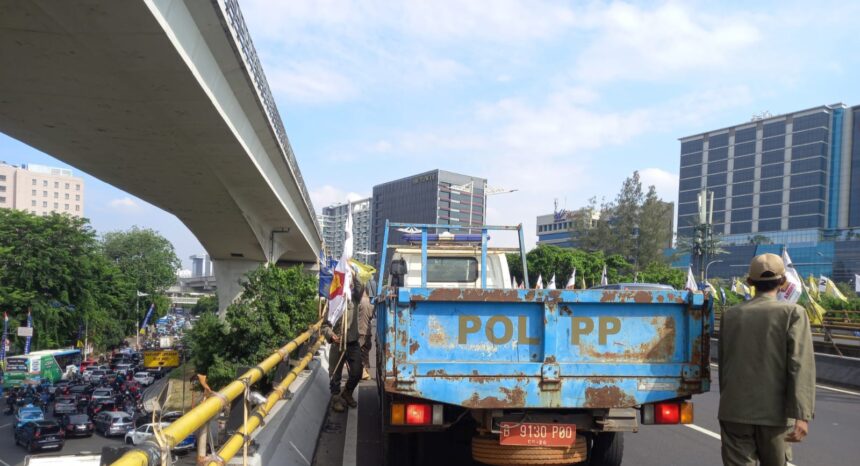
321,198,372,260
0,162,85,217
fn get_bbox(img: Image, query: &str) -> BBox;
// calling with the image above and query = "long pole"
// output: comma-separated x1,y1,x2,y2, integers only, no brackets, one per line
84,320,88,361
135,294,140,351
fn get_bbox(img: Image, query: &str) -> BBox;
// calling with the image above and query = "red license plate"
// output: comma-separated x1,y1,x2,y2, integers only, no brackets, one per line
499,422,576,447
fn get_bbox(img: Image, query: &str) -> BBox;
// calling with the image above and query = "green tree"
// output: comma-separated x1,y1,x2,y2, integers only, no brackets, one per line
507,246,634,289
580,197,615,254
0,210,134,351
187,264,319,389
636,262,685,290
637,185,673,267
191,295,218,315
102,227,180,296
612,171,643,262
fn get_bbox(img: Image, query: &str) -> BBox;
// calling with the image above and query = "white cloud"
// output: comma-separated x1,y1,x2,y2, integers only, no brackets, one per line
267,62,357,104
310,185,368,211
639,168,679,202
108,197,141,212
574,2,761,83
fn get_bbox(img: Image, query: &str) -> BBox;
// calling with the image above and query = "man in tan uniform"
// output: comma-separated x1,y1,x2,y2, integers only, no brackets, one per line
718,253,815,465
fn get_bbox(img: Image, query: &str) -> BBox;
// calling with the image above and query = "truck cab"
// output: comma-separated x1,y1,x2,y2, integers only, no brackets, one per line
375,222,712,466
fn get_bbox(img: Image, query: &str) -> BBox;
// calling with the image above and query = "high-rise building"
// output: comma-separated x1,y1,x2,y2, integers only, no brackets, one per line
536,207,599,248
321,198,373,261
189,254,212,277
0,162,85,217
371,170,487,268
677,103,860,281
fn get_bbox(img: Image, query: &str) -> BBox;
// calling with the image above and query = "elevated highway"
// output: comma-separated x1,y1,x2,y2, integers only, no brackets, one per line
0,0,321,310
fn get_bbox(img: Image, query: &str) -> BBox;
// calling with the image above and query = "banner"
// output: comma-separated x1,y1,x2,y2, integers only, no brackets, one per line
685,266,698,292
535,274,543,290
600,265,608,286
24,309,33,355
1,312,7,364
777,250,803,304
140,303,155,335
565,268,576,290
547,275,556,290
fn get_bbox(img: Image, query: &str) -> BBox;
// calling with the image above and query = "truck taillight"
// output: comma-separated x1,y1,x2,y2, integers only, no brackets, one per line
406,404,430,424
391,403,444,425
642,401,693,425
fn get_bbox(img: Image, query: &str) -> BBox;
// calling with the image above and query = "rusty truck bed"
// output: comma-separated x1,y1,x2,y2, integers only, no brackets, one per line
378,288,712,409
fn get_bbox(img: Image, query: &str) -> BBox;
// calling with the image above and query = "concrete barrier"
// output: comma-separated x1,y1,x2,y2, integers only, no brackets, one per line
231,352,330,465
710,338,860,389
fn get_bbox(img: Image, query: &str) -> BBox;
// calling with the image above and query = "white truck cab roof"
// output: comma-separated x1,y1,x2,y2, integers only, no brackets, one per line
389,246,513,289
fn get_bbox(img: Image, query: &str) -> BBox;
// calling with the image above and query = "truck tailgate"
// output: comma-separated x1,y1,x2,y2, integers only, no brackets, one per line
381,288,711,409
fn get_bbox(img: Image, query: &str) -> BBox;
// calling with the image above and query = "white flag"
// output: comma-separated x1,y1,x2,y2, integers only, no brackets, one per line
818,276,827,293
685,266,698,291
855,274,860,293
566,269,576,289
778,250,803,304
600,265,608,286
511,276,518,290
535,274,543,290
326,207,353,325
547,275,556,290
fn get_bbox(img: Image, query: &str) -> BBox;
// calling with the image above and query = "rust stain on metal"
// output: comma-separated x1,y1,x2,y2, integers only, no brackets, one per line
580,317,676,362
409,340,420,355
560,305,573,316
426,369,448,377
462,386,527,408
545,355,557,364
427,317,449,346
633,291,652,303
584,385,636,408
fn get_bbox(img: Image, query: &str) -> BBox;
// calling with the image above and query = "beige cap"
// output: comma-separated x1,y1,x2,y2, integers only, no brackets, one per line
747,253,785,281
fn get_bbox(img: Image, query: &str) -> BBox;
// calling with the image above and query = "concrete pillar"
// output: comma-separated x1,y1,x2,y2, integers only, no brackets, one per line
213,259,262,317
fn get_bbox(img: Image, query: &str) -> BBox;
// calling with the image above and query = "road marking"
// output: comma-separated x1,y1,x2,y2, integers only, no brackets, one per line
710,363,860,397
684,424,797,466
0,456,10,466
0,423,10,429
343,399,358,466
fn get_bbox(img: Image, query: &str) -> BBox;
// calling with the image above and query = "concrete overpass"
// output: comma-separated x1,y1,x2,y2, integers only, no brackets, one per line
0,0,322,309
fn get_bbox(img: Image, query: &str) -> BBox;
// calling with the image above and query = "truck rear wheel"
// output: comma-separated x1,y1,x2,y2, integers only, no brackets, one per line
588,432,623,466
471,435,588,465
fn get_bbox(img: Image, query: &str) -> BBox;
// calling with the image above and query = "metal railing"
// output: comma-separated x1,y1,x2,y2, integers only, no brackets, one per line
218,0,321,239
112,319,323,466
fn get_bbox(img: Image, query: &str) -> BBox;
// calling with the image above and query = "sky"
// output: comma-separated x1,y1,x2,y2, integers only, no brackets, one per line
2,0,860,267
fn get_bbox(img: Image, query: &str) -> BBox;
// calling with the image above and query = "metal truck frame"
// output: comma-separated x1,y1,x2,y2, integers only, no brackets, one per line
375,221,712,465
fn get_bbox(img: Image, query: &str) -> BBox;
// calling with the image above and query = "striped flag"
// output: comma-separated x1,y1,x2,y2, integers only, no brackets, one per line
327,207,353,325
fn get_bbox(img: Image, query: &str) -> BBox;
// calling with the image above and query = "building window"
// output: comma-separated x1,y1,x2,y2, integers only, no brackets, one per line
75,205,80,212
64,193,69,200
42,201,47,208
31,200,36,207
0,175,5,181
43,191,47,197
32,189,37,196
76,184,80,191
32,178,37,185
0,185,5,192
75,195,80,201
65,183,70,189
54,181,59,189
64,204,69,210
53,202,58,209
0,197,5,203
54,192,59,199
43,180,47,187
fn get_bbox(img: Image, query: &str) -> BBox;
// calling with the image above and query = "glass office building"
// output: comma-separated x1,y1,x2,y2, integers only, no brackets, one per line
371,169,487,268
677,103,860,282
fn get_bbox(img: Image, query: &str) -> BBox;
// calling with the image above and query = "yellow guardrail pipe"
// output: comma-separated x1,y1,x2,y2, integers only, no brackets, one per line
112,319,323,466
208,335,325,465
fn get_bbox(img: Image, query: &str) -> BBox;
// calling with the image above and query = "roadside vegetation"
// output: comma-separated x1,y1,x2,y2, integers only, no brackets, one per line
0,209,180,352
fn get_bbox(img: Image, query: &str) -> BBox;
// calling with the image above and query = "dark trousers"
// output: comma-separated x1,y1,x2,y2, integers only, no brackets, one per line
359,333,373,369
329,341,362,396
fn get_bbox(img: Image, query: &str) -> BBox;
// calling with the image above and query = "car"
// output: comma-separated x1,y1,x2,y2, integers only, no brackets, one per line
133,372,154,387
115,363,134,374
14,404,44,430
14,420,64,452
59,413,95,437
81,369,95,381
53,396,78,416
160,411,184,423
588,282,676,291
173,432,196,453
93,411,134,437
88,399,117,418
90,388,113,402
124,422,169,445
89,370,107,383
146,367,167,380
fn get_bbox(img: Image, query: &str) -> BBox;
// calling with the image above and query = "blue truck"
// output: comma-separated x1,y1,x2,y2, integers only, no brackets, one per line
375,222,713,465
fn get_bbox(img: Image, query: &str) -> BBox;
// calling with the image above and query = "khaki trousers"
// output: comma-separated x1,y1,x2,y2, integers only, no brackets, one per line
720,421,793,466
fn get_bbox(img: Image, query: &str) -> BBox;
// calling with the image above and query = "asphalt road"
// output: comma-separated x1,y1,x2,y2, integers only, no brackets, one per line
315,365,860,466
0,377,169,466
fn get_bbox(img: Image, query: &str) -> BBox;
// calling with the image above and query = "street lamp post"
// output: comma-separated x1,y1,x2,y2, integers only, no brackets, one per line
704,259,724,282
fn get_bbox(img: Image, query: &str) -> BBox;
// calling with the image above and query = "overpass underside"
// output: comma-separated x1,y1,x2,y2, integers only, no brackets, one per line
0,0,322,309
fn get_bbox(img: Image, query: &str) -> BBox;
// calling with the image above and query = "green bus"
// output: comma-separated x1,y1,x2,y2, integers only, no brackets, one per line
3,349,81,388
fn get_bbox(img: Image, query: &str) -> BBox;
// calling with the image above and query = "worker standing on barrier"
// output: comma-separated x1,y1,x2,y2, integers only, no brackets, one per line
718,253,816,466
322,274,364,413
